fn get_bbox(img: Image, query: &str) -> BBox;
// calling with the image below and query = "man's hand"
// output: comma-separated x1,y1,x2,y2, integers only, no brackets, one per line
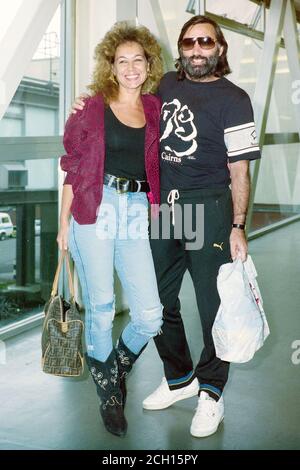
229,227,248,261
69,92,90,115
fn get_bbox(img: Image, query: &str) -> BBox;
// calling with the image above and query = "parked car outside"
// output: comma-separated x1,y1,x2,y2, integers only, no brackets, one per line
0,212,13,240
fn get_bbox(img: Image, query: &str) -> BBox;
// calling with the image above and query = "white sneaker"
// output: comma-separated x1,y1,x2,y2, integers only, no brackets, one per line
143,377,199,410
190,391,224,438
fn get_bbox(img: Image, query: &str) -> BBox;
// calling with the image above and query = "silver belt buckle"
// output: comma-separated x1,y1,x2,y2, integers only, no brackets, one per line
116,177,129,194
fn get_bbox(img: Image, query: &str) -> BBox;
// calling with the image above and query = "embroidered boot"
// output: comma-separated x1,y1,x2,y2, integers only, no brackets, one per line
115,337,145,407
85,350,127,437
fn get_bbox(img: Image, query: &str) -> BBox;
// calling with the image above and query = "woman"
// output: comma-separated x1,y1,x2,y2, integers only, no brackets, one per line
57,22,163,437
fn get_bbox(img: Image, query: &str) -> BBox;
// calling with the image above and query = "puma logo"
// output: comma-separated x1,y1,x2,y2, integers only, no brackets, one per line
213,242,224,251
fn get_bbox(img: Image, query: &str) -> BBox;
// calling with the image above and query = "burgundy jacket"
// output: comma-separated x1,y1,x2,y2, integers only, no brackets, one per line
60,94,161,224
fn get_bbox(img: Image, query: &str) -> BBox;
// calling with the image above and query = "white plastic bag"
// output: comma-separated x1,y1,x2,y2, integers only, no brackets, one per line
212,255,270,363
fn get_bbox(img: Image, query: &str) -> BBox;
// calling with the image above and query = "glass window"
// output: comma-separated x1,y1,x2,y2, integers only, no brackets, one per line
206,0,262,27
156,0,192,60
0,4,62,330
6,104,23,116
25,106,57,136
224,33,262,100
0,7,61,140
26,158,57,189
251,50,300,231
0,118,23,137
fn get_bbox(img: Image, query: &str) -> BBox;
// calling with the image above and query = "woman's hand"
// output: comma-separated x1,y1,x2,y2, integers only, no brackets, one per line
69,93,89,115
57,220,69,251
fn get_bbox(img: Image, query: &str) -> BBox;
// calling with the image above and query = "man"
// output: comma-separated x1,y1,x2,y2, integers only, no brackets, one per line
70,15,261,438
142,15,261,438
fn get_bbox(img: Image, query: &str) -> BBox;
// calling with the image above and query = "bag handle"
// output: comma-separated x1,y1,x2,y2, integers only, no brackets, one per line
51,250,75,299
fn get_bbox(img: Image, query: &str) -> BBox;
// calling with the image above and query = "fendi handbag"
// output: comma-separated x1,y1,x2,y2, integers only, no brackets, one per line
41,250,84,376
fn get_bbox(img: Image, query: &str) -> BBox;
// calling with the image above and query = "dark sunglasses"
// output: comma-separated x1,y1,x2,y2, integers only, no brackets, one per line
180,36,217,51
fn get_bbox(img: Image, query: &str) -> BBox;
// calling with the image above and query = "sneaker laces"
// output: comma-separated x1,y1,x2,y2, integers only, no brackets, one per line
194,395,217,419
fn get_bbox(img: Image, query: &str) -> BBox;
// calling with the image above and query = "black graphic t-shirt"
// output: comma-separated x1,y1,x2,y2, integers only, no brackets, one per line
158,71,261,191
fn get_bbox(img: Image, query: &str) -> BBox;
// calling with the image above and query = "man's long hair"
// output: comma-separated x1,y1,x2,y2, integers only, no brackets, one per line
176,15,231,80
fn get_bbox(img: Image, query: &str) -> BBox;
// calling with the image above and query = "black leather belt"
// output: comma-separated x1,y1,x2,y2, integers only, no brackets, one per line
104,173,150,194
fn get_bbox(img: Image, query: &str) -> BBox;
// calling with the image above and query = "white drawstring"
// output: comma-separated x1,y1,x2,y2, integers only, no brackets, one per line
167,189,179,226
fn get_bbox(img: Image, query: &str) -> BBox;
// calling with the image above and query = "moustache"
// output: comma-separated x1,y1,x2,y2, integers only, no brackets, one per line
189,55,207,61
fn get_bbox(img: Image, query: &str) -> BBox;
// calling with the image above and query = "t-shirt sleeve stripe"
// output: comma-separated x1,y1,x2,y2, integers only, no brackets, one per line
224,122,260,159
224,122,255,134
228,146,260,157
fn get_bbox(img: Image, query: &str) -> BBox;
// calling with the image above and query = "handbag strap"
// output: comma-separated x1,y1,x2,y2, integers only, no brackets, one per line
51,250,75,299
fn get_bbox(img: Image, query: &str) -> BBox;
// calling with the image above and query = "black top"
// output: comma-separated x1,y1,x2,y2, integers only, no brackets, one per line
104,106,146,180
158,72,261,191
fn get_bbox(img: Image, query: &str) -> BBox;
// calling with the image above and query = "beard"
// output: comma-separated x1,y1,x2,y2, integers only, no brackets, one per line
180,48,220,79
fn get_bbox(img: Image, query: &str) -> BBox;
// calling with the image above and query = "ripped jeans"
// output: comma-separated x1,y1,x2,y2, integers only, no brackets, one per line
68,185,163,362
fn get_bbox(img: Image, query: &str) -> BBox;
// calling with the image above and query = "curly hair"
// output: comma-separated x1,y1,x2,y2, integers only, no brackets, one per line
176,15,231,80
88,21,164,103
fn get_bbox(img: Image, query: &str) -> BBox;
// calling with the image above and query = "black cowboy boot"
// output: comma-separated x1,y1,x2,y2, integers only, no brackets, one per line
115,337,145,407
85,350,127,437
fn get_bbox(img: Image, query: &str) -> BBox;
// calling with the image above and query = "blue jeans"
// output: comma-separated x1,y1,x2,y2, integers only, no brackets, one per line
68,185,163,362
